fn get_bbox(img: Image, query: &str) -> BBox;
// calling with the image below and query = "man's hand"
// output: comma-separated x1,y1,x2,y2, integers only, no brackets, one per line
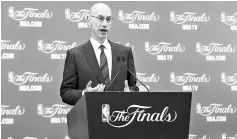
124,80,130,92
84,80,105,94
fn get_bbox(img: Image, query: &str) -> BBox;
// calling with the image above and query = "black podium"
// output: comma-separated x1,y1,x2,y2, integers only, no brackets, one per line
67,92,192,139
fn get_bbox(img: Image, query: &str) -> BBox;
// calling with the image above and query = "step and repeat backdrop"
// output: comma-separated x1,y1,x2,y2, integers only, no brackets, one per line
1,1,237,139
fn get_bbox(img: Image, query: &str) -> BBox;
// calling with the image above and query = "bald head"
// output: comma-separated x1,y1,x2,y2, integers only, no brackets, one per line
88,3,113,44
90,3,112,16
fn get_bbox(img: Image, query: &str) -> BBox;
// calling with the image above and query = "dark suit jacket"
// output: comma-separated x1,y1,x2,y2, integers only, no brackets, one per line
60,40,139,105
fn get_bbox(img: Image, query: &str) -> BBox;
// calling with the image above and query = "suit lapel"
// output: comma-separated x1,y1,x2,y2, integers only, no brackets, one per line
109,40,120,88
83,41,104,84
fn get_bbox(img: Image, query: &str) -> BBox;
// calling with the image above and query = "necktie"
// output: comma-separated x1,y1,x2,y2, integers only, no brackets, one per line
100,45,110,86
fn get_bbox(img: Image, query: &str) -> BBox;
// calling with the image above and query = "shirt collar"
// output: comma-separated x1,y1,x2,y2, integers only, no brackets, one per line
90,37,110,51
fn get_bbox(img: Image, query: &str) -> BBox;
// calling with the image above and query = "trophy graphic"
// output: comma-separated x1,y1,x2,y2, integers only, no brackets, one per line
139,85,149,92
196,103,202,114
196,42,201,52
85,12,89,20
221,73,226,82
38,40,43,50
170,72,175,83
170,11,175,21
118,10,124,21
8,7,14,18
125,43,135,51
221,12,225,22
8,71,14,83
37,104,44,115
102,104,110,122
144,42,150,52
65,8,70,19
23,137,37,139
64,136,70,139
222,133,226,139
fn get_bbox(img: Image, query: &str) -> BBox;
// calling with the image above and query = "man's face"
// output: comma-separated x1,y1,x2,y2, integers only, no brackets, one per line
89,6,112,40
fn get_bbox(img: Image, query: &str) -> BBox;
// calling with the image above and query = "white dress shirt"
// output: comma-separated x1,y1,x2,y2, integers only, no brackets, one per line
90,37,112,80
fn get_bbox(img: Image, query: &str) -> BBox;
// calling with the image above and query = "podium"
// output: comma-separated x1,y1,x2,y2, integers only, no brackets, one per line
67,92,192,139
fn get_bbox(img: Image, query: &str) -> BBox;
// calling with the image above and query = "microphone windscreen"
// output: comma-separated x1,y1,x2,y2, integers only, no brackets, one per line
117,56,121,61
122,56,126,62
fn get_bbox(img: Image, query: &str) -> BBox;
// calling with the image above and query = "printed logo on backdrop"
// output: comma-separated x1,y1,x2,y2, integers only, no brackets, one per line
170,11,210,31
8,71,53,91
8,7,53,27
38,40,78,60
170,11,210,30
137,72,160,91
145,41,185,61
196,103,236,122
37,104,71,124
196,42,236,61
189,134,211,139
1,105,25,125
170,72,210,91
221,12,237,31
1,40,25,59
221,73,237,91
65,8,90,28
222,133,237,139
101,104,177,128
118,10,159,30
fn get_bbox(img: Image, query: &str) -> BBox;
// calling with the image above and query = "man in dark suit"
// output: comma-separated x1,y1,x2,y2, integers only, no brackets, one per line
60,3,139,105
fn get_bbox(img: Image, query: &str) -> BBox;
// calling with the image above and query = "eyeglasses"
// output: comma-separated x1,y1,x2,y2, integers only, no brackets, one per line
90,15,114,23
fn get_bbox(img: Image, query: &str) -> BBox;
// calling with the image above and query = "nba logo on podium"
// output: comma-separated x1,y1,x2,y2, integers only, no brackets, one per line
102,104,110,122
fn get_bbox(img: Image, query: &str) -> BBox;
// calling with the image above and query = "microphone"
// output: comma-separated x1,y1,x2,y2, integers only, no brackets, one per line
105,56,121,91
121,56,150,92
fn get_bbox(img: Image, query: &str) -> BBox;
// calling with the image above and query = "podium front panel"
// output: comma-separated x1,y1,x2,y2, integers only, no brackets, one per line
86,92,192,139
